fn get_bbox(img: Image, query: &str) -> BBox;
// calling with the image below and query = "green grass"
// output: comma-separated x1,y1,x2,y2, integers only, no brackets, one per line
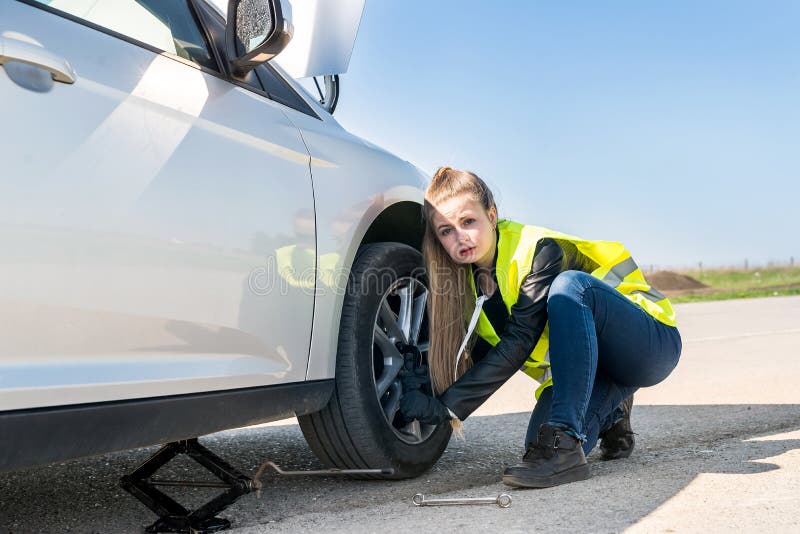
669,265,800,303
671,286,800,303
683,265,800,290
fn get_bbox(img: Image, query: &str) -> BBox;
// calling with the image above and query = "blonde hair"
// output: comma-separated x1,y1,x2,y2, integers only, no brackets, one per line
422,167,497,434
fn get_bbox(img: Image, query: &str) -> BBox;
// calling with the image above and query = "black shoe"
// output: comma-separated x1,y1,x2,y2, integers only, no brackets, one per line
599,394,635,460
502,423,590,488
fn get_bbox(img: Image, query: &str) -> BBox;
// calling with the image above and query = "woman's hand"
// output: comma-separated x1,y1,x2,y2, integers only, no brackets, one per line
399,363,430,393
399,390,452,425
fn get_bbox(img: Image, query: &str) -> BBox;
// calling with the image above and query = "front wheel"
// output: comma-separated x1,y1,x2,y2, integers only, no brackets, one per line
298,242,451,479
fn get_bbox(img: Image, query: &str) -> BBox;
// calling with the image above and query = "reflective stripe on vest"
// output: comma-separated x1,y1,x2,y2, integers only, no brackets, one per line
467,219,677,399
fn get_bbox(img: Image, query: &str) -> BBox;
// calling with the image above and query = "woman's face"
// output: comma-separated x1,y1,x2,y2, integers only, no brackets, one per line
429,193,497,268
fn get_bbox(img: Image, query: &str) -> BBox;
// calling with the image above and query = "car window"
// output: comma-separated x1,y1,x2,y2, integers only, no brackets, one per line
34,0,217,70
256,65,317,118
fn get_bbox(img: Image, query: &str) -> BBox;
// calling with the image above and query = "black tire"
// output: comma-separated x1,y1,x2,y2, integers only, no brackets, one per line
298,242,451,479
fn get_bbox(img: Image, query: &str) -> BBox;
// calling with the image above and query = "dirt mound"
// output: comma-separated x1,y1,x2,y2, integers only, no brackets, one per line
647,270,708,291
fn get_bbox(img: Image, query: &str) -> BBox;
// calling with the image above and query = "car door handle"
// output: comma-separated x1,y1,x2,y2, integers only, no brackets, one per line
0,36,77,84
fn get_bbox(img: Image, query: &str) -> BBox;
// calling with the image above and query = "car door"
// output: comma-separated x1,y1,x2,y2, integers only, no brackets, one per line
0,0,316,411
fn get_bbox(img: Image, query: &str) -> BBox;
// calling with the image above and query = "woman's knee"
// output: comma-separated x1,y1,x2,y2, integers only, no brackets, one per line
547,270,594,306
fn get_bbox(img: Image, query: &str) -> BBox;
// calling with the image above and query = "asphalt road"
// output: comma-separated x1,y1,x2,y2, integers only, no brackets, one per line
1,296,799,533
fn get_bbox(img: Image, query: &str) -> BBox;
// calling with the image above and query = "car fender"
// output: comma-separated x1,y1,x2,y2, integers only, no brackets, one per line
278,110,427,380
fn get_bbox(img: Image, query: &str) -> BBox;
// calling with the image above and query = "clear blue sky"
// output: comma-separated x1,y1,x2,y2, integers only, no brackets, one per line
333,1,799,269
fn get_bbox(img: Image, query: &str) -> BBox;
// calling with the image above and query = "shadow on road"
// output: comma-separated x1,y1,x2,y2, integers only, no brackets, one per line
1,404,798,533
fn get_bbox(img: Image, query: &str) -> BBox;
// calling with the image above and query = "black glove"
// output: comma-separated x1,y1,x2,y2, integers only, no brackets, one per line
399,363,430,393
399,390,452,425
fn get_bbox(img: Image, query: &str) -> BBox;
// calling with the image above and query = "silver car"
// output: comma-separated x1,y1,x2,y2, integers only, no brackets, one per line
0,0,449,479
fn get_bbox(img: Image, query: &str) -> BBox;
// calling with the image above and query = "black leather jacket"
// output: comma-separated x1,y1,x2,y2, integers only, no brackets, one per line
439,235,565,420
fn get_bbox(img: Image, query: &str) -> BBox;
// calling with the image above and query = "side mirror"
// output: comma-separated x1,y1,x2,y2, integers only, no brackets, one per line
226,0,293,78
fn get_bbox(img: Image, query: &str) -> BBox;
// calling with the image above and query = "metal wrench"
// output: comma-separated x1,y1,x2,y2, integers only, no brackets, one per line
412,493,512,508
251,461,394,497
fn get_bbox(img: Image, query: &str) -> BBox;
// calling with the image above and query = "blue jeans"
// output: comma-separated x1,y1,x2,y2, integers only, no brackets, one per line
525,270,682,455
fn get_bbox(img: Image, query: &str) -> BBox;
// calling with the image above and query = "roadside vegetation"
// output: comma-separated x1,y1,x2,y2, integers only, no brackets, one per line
665,265,800,303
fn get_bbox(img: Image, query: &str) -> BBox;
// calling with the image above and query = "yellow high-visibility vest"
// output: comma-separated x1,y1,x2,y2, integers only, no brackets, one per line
467,219,676,398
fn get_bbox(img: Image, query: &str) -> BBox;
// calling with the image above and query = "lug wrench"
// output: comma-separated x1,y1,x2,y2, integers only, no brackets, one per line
147,461,393,499
412,493,512,508
252,461,393,497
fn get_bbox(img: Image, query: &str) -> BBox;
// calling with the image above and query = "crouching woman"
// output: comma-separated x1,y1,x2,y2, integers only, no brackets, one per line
399,167,682,488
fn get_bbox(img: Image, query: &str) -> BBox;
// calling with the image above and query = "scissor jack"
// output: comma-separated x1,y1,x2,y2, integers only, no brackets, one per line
120,438,393,534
